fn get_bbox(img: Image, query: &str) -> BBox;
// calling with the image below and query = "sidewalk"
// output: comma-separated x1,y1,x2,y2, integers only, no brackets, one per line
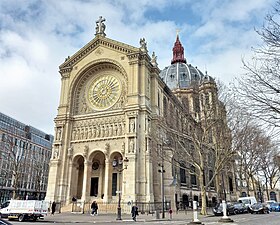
44,210,210,223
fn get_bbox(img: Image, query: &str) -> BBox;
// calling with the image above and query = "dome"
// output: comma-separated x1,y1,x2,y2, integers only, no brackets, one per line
159,35,214,90
160,63,206,89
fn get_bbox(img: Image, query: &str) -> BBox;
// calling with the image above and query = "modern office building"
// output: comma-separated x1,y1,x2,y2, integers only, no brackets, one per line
46,16,236,211
0,112,53,203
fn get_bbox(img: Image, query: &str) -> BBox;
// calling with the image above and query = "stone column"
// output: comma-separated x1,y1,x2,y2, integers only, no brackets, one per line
99,162,105,198
81,160,90,201
103,159,110,202
66,162,74,204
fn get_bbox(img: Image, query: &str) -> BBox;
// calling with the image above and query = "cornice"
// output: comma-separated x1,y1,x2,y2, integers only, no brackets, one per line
59,36,139,72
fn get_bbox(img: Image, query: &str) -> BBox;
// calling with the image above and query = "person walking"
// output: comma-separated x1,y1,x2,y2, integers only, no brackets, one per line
91,201,98,216
131,205,138,221
51,201,56,215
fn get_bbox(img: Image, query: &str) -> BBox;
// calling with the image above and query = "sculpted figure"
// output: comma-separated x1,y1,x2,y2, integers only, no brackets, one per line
129,139,135,153
109,124,113,137
96,126,100,138
130,119,135,133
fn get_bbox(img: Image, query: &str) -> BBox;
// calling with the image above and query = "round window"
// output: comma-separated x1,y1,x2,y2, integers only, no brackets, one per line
92,162,99,170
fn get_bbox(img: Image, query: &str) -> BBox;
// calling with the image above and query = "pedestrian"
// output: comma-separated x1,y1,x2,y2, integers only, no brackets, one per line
51,201,56,215
131,205,138,221
91,201,98,216
169,208,173,219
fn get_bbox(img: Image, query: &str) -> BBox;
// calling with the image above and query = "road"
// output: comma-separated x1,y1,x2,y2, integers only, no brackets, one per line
2,212,280,225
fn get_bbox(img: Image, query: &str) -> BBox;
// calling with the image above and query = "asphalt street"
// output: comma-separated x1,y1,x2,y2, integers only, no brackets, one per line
2,211,280,225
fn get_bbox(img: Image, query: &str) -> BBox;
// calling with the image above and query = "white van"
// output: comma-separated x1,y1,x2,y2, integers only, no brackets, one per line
237,197,257,207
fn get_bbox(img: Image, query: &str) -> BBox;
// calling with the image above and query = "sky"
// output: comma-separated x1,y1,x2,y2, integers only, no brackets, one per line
0,0,276,135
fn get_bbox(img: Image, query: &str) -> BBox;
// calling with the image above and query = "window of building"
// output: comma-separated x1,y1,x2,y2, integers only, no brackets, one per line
190,165,197,186
180,163,186,184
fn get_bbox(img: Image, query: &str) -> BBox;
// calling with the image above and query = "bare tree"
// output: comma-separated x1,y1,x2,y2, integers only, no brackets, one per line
0,131,26,199
234,1,280,130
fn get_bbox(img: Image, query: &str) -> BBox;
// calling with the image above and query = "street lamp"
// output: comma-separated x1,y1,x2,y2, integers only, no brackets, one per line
158,162,166,218
112,156,129,220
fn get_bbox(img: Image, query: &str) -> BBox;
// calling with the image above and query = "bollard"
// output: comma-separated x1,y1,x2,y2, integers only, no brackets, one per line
187,201,204,225
222,200,228,219
218,200,234,223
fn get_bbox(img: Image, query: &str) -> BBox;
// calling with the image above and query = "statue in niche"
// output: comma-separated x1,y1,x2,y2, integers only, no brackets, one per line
104,125,109,137
85,127,88,139
109,124,113,137
72,129,76,140
75,129,79,140
129,139,135,153
92,126,96,138
68,146,73,158
53,147,59,159
80,128,84,140
121,122,125,135
114,124,118,136
100,125,104,138
130,119,135,133
96,125,100,138
56,128,62,141
88,127,92,139
117,123,122,136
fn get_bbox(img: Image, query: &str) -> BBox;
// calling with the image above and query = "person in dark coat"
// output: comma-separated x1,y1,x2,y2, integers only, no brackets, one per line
131,205,138,221
91,201,98,216
51,201,56,215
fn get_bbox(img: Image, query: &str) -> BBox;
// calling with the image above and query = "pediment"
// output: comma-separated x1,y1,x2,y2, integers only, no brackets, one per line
59,35,139,73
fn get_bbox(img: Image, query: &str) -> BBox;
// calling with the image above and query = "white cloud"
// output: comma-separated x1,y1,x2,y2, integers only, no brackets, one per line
0,0,275,134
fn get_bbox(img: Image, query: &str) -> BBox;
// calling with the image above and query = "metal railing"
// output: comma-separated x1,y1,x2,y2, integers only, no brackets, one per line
70,200,171,214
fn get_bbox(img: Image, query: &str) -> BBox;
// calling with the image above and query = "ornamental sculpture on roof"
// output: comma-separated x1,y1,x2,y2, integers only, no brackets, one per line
95,16,106,37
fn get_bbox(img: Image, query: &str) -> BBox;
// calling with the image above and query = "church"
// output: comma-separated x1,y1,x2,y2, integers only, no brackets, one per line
46,16,236,211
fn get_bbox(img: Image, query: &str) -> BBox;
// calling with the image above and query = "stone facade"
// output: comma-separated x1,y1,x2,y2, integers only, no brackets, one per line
46,17,236,209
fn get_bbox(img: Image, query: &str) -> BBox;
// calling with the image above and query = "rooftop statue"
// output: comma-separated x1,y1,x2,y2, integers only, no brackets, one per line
95,16,106,37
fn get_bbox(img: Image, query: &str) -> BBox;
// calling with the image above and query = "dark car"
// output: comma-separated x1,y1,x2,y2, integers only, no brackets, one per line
233,202,248,214
270,202,280,212
213,202,235,216
249,203,270,214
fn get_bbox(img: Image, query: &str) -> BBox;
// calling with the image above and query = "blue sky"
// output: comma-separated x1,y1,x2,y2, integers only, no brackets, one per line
0,0,276,134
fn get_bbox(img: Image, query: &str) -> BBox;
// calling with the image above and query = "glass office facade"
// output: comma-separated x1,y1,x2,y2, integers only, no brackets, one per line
0,112,53,203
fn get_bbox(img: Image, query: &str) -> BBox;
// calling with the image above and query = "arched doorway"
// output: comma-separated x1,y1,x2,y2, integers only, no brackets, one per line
71,155,85,199
89,151,106,199
182,194,189,209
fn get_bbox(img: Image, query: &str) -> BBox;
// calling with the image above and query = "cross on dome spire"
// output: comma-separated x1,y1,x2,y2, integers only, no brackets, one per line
171,32,186,64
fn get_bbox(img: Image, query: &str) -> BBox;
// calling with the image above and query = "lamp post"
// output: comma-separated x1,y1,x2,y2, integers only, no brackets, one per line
112,156,129,220
158,162,166,218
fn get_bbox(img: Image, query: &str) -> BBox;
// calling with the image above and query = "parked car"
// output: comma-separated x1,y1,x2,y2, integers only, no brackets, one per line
266,200,276,211
233,202,248,214
249,203,270,214
238,197,257,207
213,202,235,216
269,202,280,212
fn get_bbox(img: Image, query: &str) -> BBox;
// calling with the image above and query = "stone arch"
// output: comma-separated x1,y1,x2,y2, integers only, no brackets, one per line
87,150,106,198
71,154,85,199
108,151,126,201
69,59,128,115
